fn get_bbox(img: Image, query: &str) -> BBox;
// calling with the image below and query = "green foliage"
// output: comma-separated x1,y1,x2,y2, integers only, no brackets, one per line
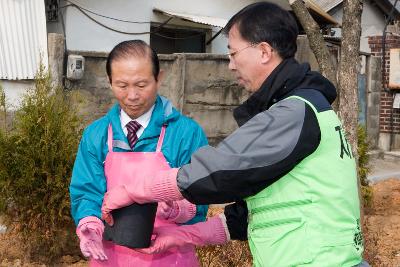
357,125,372,208
0,65,82,262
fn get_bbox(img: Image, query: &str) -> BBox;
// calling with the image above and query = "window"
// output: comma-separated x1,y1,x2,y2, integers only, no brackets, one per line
150,25,207,54
45,0,59,22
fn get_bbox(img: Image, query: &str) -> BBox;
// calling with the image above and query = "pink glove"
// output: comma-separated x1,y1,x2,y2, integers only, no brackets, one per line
137,215,229,254
76,216,107,261
157,200,197,223
102,168,183,226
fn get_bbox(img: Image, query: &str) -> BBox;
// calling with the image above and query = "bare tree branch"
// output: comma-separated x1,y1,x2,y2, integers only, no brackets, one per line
289,0,338,89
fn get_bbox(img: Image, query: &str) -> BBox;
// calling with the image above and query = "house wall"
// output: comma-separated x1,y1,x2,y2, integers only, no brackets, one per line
368,35,400,150
49,0,284,54
0,80,33,109
360,0,386,52
329,0,386,53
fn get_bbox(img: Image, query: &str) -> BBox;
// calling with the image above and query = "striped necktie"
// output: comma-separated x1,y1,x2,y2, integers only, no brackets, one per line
126,120,141,149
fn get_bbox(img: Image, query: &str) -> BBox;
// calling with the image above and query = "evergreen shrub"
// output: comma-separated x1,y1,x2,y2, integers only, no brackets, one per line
0,65,82,262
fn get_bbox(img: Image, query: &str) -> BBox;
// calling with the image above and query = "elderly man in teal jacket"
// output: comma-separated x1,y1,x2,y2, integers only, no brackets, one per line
69,40,209,266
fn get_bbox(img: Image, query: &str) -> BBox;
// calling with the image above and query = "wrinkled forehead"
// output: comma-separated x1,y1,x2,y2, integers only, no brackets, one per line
111,53,153,72
110,56,154,80
112,48,152,64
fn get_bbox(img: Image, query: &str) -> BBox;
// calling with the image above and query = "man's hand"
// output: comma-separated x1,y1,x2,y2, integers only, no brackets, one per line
157,200,196,223
138,215,228,254
76,217,107,261
138,226,186,254
101,185,133,226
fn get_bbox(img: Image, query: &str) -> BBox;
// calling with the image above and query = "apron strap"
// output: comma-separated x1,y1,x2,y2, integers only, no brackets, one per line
107,124,113,152
156,125,167,152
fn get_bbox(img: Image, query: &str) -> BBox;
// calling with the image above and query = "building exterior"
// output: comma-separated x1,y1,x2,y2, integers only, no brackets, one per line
315,0,400,53
48,0,259,54
315,0,400,150
1,0,335,109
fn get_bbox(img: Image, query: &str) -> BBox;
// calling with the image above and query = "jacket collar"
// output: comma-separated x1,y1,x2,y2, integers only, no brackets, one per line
233,57,336,126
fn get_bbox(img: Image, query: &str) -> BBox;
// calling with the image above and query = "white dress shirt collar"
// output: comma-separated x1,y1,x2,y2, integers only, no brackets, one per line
120,104,155,138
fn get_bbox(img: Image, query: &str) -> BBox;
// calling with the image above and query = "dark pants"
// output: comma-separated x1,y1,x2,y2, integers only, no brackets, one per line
354,260,370,267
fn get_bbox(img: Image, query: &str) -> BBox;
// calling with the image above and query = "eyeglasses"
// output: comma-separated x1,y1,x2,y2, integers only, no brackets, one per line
227,43,259,59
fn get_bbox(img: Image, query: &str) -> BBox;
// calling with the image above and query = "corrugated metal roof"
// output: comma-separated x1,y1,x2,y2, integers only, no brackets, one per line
0,0,48,80
315,0,400,13
312,0,343,12
153,8,227,28
389,0,400,10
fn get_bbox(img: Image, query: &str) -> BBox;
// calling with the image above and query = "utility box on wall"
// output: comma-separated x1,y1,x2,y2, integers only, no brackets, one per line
67,54,85,80
389,48,400,89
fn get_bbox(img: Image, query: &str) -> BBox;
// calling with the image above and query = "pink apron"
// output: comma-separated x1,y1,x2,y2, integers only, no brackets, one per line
90,124,199,267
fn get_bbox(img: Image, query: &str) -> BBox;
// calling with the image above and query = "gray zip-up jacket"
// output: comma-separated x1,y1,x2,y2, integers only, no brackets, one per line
176,58,337,240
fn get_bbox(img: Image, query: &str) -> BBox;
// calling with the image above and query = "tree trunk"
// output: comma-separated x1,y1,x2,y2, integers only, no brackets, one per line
289,0,338,89
337,0,363,158
336,0,364,240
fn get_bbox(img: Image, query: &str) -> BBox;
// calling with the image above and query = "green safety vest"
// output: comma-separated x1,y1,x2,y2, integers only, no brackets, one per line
246,95,363,267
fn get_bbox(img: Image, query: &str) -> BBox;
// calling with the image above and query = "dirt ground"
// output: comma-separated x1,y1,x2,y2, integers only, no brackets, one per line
0,178,399,267
363,178,400,267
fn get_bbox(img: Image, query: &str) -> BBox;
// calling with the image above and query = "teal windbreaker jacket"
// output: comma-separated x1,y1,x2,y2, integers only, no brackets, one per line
70,96,208,225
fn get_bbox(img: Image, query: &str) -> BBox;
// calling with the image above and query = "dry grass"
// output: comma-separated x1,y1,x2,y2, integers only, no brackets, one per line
196,206,252,267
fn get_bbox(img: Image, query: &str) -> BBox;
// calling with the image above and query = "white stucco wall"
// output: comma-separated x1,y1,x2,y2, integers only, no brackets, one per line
359,1,386,53
328,0,386,53
0,80,33,110
57,0,290,54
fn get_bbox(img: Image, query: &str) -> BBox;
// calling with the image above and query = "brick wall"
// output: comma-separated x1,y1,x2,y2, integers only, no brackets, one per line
368,35,400,134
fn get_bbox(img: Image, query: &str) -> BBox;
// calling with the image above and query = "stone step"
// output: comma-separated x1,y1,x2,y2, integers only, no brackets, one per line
383,150,400,161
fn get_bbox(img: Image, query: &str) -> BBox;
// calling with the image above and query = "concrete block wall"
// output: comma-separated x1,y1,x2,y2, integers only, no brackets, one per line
47,33,65,87
64,51,114,125
366,56,381,148
295,35,340,71
169,54,249,145
67,52,248,145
